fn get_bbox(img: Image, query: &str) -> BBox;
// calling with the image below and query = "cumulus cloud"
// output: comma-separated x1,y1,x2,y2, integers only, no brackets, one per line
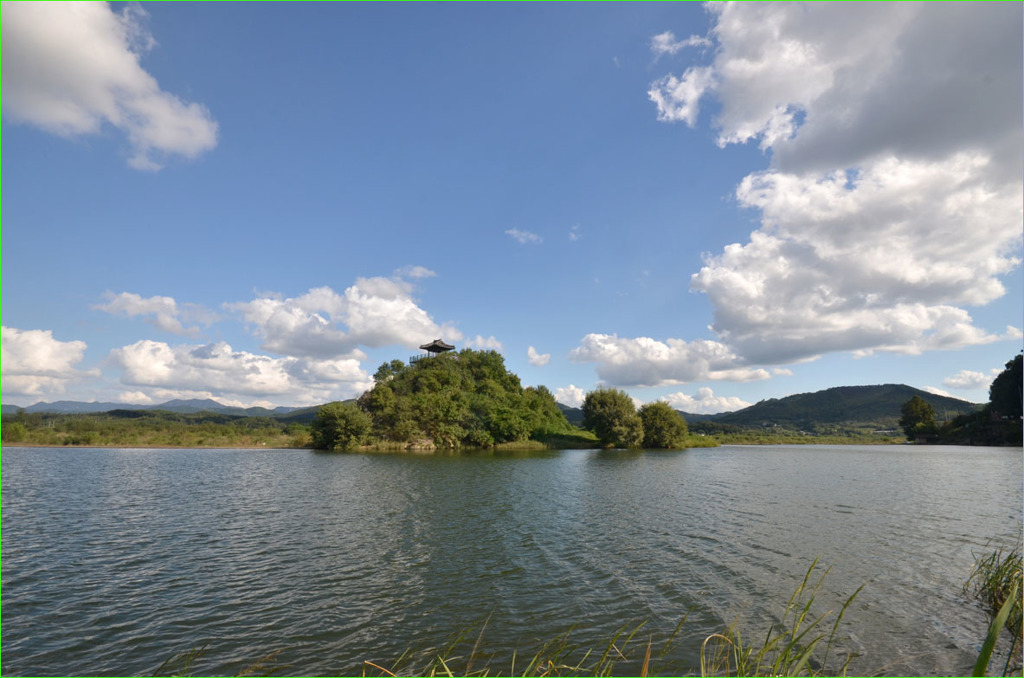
554,384,586,408
943,368,1000,391
650,2,1022,365
527,346,551,367
228,277,461,359
569,333,770,387
95,291,218,337
108,339,372,405
467,335,503,351
1,326,98,397
660,387,752,415
505,228,543,245
1,1,218,170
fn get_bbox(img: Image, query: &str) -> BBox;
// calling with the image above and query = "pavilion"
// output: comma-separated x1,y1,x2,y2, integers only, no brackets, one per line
411,338,455,363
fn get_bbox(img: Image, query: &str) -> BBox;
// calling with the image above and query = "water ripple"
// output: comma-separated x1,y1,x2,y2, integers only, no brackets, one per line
2,445,1020,676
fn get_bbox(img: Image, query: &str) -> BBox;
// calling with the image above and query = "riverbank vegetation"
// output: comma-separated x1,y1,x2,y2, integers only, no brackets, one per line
0,408,312,448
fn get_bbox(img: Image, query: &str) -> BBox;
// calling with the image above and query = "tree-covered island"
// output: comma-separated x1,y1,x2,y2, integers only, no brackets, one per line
311,348,701,451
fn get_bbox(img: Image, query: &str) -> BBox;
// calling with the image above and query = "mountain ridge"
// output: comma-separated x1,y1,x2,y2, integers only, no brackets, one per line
557,383,979,431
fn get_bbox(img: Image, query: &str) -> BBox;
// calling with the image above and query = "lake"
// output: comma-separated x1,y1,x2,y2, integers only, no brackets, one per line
1,444,1020,676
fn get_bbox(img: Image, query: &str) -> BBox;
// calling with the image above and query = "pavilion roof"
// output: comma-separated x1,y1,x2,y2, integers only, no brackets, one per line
419,338,455,352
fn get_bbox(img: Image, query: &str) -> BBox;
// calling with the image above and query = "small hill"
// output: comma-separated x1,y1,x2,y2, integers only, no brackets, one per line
357,349,575,447
715,384,976,427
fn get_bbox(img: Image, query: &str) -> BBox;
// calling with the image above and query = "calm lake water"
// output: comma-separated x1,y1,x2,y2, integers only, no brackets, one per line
2,444,1020,676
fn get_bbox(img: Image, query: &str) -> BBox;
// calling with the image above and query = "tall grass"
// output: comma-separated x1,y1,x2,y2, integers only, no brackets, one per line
965,545,1022,676
699,558,862,677
360,560,860,677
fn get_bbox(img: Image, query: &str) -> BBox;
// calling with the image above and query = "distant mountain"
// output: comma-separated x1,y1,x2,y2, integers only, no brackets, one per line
1,400,129,415
556,403,583,426
554,384,980,433
1,398,303,418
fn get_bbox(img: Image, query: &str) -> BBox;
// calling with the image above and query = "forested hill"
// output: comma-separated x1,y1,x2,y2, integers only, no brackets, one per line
560,384,979,432
709,384,978,430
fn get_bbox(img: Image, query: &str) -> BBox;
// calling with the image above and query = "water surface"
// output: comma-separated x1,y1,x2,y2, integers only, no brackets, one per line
2,445,1020,675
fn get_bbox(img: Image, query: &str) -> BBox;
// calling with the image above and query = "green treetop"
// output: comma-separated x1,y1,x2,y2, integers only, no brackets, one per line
898,395,938,441
639,401,689,449
581,388,644,449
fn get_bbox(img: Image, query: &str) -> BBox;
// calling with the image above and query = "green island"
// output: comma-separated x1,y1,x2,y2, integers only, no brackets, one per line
2,351,1019,451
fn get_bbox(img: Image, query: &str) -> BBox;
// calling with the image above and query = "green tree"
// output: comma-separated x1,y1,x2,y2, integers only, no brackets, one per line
310,401,371,450
988,353,1022,418
374,359,407,385
899,395,938,441
1,421,28,443
582,388,644,448
638,401,689,449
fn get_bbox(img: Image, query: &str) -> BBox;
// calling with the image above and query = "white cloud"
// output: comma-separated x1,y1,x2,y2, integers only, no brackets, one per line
95,291,217,337
648,67,715,126
228,277,461,359
505,228,543,245
117,390,154,405
108,339,372,405
527,346,550,367
651,2,1023,365
943,368,1000,391
1,1,218,170
1,326,98,397
569,224,581,242
569,333,770,387
660,387,752,415
396,265,436,279
467,335,503,351
650,31,711,56
554,384,586,409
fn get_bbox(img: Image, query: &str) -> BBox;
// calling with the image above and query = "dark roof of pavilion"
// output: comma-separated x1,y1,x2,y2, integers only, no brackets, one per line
420,339,455,352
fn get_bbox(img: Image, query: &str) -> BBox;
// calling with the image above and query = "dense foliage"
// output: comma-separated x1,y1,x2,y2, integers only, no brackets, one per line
310,401,371,450
352,349,575,449
581,388,644,448
638,401,689,448
989,353,1022,418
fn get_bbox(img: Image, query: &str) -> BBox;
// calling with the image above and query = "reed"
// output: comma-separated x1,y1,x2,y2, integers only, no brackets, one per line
965,545,1022,676
361,560,859,677
699,558,861,677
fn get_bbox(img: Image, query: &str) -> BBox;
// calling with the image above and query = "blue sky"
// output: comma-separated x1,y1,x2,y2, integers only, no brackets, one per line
2,2,1021,412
